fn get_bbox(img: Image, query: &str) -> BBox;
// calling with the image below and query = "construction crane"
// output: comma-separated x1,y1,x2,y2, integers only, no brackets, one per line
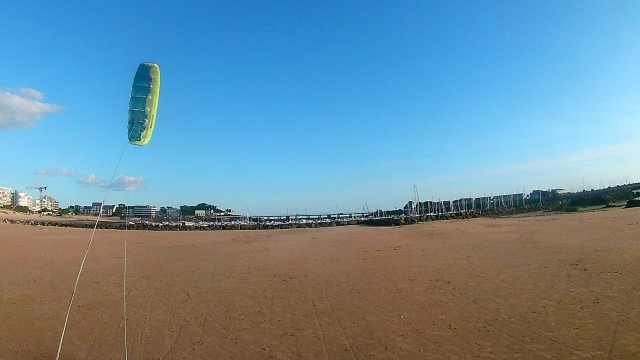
36,186,47,200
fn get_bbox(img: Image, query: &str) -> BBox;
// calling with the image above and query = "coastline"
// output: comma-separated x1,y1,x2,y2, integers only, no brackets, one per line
0,201,628,231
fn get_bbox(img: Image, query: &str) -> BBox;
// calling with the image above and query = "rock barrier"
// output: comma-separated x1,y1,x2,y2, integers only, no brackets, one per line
1,202,613,231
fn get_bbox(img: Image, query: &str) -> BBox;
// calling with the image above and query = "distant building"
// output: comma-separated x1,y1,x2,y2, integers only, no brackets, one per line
12,190,36,211
473,197,491,210
101,205,116,216
529,190,552,202
37,195,59,212
70,205,85,214
490,193,525,208
195,209,205,217
66,203,114,216
160,206,180,218
128,205,157,218
91,202,103,216
0,186,12,207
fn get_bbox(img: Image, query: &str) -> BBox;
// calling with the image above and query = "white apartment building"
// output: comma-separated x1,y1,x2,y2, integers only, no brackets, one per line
124,205,158,218
0,186,12,207
12,190,36,211
134,205,157,218
37,195,59,212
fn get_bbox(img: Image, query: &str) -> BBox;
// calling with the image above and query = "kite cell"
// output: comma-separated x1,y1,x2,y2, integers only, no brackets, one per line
128,63,160,145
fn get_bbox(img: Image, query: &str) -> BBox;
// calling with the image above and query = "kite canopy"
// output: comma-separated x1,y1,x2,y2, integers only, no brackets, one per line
128,63,160,145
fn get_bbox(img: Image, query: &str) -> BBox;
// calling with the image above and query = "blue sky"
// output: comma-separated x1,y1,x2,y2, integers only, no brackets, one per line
1,1,639,215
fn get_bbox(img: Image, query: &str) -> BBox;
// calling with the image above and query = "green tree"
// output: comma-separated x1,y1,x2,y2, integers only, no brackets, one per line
14,205,31,213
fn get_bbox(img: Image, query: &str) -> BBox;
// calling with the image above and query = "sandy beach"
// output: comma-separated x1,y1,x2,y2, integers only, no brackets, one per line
1,208,639,359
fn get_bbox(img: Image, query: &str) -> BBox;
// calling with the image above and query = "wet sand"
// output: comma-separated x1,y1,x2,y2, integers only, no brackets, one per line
1,208,639,359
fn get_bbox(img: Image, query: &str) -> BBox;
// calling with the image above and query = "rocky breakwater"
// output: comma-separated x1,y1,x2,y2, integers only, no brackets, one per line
1,203,569,231
1,217,128,229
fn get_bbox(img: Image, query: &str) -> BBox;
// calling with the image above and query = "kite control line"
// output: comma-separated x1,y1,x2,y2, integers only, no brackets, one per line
55,141,130,360
123,192,131,360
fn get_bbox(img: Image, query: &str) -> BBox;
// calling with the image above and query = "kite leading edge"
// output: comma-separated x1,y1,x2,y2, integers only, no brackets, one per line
128,62,160,146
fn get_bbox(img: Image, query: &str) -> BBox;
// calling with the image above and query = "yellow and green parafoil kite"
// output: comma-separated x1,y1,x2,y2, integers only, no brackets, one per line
128,63,160,145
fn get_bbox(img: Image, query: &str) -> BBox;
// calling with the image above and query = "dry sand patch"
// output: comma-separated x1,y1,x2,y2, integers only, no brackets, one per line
1,208,639,359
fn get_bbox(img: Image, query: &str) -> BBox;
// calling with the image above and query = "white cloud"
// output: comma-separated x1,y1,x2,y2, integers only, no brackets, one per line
76,174,145,191
77,174,106,187
56,168,77,177
0,88,64,129
35,168,77,177
108,175,146,191
19,87,44,101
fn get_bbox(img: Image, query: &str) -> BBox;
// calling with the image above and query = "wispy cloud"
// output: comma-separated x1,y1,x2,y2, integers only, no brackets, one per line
0,88,64,129
20,88,44,101
76,174,146,191
107,175,147,191
35,168,77,177
357,140,640,201
467,140,640,180
57,168,77,177
77,174,106,187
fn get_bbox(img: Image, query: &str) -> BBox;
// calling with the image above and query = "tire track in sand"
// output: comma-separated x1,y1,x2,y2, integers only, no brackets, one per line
309,268,330,359
323,274,357,359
